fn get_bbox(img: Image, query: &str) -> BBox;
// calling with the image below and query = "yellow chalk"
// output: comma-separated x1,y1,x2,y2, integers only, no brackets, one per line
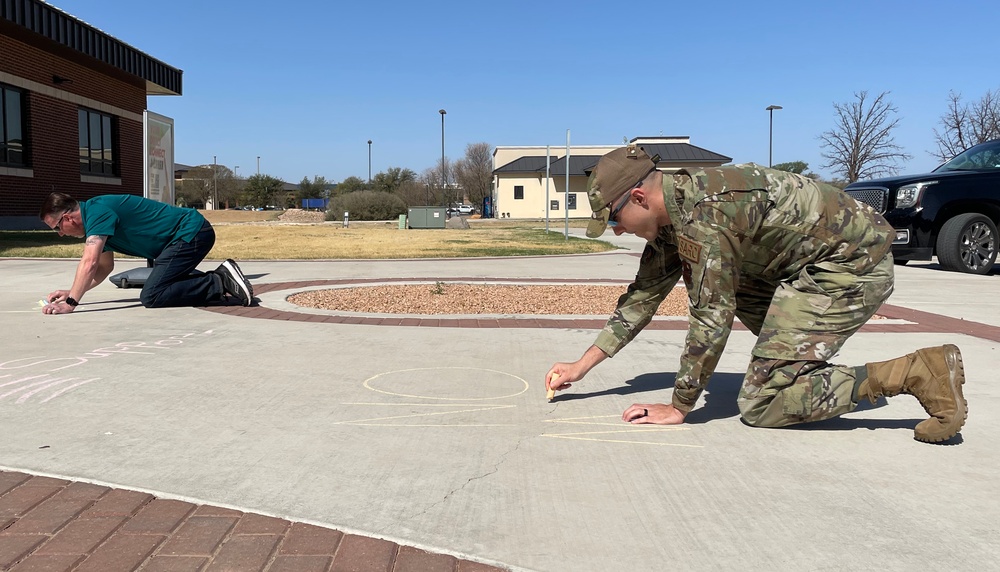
546,373,558,402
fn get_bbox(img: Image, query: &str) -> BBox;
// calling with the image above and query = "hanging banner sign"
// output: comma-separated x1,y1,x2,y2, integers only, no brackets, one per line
143,111,175,205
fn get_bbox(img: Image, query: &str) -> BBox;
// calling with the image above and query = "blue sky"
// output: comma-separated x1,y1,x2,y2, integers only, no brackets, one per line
53,0,999,183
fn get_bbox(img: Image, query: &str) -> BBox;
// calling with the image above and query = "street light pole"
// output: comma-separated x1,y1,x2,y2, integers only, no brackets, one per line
766,105,782,167
256,156,260,175
439,109,446,208
213,155,217,210
367,140,372,184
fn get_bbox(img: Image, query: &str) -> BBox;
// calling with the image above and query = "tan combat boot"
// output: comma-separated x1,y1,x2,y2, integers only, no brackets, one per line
858,344,968,443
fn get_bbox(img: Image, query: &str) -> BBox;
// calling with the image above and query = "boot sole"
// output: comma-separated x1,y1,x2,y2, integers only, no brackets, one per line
914,344,968,443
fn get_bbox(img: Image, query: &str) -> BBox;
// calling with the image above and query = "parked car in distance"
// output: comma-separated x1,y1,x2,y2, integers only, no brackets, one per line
447,204,475,215
843,138,1000,274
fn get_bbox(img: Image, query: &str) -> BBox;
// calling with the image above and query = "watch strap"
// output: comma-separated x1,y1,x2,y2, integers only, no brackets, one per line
65,297,79,307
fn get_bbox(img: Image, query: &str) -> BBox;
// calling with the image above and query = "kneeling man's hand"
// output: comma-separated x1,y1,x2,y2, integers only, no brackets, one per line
622,403,686,425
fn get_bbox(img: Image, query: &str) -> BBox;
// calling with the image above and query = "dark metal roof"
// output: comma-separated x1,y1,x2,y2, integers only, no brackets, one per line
0,0,182,95
494,143,731,176
639,142,731,163
493,156,553,174
546,155,602,177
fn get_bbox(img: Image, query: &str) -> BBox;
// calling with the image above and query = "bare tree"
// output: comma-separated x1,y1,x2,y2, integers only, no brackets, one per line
177,164,239,208
394,179,430,207
931,89,1000,162
417,167,444,206
820,90,912,183
214,166,241,208
453,142,493,206
437,157,452,188
422,161,453,206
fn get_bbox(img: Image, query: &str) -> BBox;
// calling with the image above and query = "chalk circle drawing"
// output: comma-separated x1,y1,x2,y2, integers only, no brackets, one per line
362,366,529,401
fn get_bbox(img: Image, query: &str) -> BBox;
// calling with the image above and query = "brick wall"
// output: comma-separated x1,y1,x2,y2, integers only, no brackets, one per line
0,34,147,222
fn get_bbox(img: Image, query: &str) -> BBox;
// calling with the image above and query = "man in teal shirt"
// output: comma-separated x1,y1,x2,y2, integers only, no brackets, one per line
39,192,253,313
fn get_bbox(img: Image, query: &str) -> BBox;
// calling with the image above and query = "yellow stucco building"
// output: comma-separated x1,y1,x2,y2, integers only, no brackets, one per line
492,136,730,219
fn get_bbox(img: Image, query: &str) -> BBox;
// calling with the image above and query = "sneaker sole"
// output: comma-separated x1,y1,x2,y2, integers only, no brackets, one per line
914,344,968,443
221,259,253,305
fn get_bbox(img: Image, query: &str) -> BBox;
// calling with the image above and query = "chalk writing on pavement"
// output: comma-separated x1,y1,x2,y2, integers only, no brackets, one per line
0,330,214,404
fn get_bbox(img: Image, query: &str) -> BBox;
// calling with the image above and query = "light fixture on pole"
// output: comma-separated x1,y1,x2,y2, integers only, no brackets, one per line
256,156,260,175
439,109,446,208
766,105,782,167
367,140,372,184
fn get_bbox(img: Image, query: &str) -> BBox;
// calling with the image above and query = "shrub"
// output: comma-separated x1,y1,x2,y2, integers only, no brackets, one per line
326,191,407,221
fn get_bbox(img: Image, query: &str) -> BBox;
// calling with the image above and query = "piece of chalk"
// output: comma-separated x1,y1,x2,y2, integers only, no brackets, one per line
546,373,558,402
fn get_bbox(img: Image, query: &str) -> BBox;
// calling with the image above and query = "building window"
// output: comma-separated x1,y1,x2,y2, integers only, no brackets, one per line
78,108,118,176
514,185,524,200
567,193,577,210
0,84,27,167
550,200,559,210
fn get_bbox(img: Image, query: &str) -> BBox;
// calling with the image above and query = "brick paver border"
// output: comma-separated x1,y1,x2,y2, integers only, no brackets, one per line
199,278,1000,343
0,471,506,571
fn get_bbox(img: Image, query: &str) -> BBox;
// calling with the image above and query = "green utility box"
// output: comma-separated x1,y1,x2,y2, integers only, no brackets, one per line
407,206,446,229
398,214,406,229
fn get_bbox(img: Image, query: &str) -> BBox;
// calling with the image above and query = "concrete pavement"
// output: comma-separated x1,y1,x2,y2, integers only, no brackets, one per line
1,244,999,571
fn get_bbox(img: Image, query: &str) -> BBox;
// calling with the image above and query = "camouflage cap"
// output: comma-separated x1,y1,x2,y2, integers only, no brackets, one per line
585,145,657,238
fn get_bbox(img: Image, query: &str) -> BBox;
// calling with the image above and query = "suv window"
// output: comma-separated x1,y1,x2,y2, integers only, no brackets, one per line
936,139,1000,171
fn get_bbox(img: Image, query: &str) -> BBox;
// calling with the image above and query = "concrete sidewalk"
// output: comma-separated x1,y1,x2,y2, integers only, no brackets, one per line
1,250,998,571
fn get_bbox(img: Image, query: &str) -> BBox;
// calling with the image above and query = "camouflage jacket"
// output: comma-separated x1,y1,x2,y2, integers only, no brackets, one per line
593,164,892,412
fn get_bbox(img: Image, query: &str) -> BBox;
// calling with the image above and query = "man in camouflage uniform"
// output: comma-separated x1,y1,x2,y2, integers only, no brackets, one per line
545,145,968,443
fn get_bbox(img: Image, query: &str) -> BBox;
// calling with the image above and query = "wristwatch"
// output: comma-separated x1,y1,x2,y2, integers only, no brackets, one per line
65,297,79,307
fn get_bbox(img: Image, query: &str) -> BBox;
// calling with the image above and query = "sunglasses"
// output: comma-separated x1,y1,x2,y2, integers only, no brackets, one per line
607,180,642,228
50,211,70,232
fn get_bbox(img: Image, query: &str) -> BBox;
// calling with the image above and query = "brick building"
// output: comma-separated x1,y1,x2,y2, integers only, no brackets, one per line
0,0,181,229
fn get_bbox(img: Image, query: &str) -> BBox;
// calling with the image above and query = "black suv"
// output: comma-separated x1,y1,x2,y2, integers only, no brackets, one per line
844,138,1000,274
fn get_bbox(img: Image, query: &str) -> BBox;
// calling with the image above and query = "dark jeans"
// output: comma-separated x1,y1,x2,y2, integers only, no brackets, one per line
139,221,225,308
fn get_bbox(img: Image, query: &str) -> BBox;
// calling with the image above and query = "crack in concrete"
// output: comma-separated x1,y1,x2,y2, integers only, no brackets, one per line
398,437,526,528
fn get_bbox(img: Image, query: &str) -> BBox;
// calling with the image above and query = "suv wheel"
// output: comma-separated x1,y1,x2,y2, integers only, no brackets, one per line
935,213,998,274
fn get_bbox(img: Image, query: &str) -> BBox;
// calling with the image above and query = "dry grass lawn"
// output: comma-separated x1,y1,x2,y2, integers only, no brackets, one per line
212,224,612,259
0,211,615,259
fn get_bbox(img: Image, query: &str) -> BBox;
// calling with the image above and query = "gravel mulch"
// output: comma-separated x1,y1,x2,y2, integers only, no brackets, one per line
288,283,888,319
289,284,691,316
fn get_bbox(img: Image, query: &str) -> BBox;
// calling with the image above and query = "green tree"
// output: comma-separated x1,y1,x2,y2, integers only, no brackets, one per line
298,175,331,201
242,174,285,208
372,167,416,194
771,160,821,180
772,161,809,174
336,176,368,194
326,191,407,221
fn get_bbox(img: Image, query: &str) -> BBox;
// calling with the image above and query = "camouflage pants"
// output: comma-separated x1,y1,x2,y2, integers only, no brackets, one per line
735,255,895,427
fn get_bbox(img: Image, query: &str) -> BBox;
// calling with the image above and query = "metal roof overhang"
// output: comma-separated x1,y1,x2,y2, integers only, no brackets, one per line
1,0,182,96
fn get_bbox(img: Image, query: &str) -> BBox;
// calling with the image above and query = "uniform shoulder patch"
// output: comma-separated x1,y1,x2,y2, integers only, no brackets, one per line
677,235,702,264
